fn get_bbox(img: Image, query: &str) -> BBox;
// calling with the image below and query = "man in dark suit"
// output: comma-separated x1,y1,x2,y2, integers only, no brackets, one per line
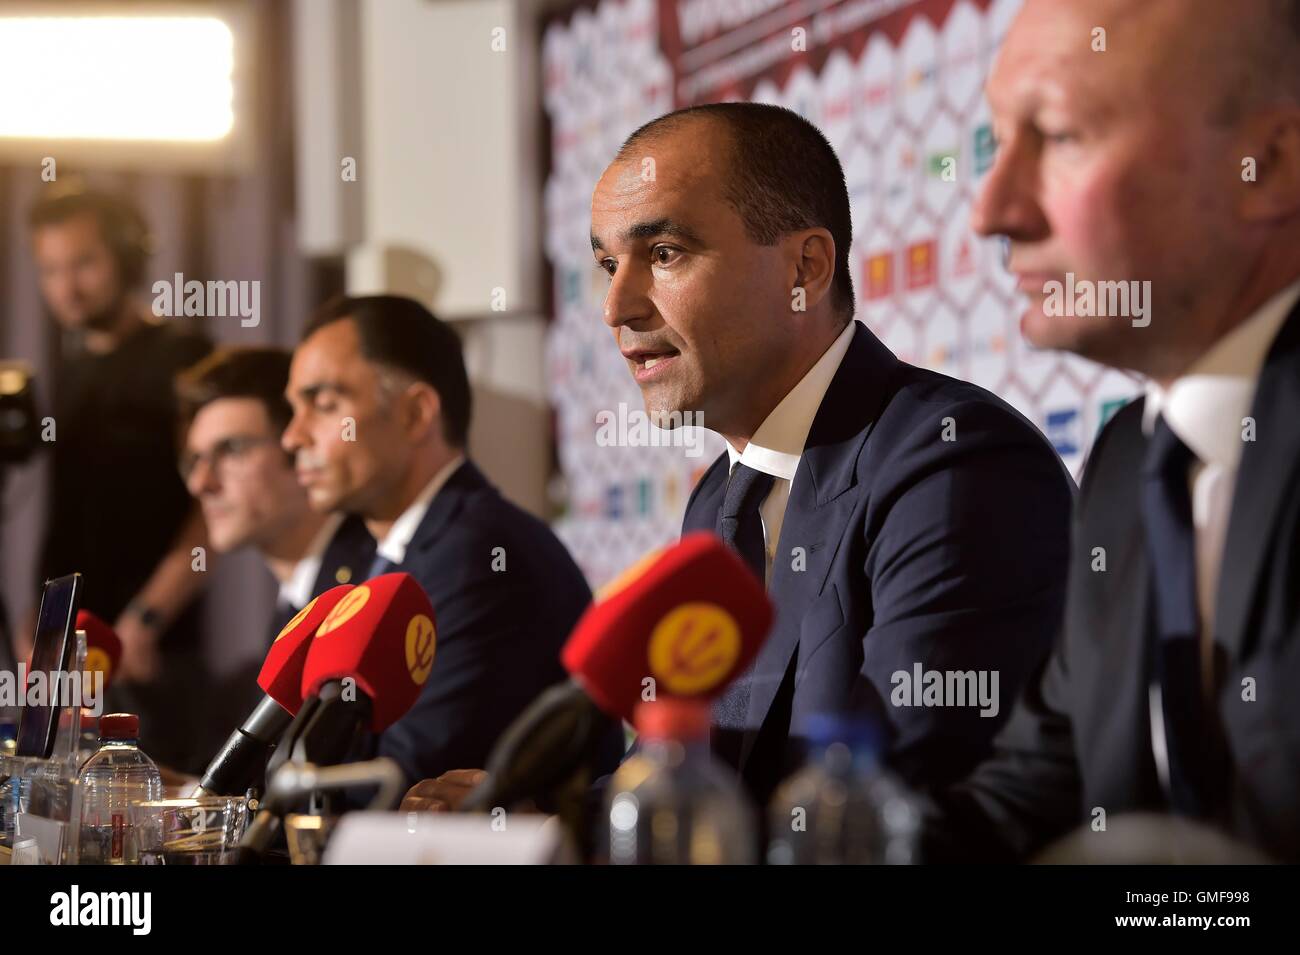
177,347,376,738
922,0,1300,861
283,295,610,788
590,102,1075,805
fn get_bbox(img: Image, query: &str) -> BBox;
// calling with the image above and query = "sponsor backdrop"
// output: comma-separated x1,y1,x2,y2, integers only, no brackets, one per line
542,0,1139,588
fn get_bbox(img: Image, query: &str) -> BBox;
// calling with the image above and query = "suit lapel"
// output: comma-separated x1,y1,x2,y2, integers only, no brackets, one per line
681,455,728,536
1214,303,1300,662
737,323,901,769
311,514,375,592
407,460,485,560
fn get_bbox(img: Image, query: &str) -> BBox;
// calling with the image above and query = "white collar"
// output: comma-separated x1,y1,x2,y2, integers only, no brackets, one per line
1143,279,1300,468
374,455,465,566
725,320,857,480
278,512,345,610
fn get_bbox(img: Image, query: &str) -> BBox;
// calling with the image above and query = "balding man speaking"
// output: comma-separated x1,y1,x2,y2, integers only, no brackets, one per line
924,0,1300,861
590,102,1074,803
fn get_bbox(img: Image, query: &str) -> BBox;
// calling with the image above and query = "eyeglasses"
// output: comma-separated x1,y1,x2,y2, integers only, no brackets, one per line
179,435,279,483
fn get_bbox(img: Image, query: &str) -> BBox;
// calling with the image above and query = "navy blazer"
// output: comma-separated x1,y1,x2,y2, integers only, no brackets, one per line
265,513,377,642
681,322,1074,803
361,460,600,789
926,301,1300,862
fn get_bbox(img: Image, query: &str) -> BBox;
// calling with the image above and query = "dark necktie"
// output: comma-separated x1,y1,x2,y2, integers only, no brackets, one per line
367,553,397,579
711,462,775,734
719,462,775,584
1141,415,1227,817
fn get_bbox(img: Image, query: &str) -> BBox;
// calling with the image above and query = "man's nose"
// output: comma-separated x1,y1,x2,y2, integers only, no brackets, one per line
969,130,1049,242
602,263,655,329
282,413,305,454
186,455,221,498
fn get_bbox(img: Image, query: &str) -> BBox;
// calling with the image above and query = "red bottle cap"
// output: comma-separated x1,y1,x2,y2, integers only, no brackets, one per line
98,713,140,741
634,698,711,741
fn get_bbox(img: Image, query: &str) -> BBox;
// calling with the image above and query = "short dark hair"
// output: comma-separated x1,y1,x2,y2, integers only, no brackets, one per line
303,295,472,447
619,102,855,320
27,185,151,287
177,347,294,438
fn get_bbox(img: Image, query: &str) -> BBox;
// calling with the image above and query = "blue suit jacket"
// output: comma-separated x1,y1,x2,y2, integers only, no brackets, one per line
681,322,1074,803
361,460,598,789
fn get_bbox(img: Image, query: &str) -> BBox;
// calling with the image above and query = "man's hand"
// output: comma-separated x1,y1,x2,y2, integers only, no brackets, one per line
400,769,487,813
113,612,161,683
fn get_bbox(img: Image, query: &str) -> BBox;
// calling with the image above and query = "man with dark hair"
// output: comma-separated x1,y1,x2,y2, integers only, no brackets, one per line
587,101,1075,805
922,0,1300,862
283,295,618,788
177,347,375,727
25,185,214,772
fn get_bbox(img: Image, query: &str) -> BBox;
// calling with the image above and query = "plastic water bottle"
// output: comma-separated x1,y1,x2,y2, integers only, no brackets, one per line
604,698,756,865
767,714,919,864
74,713,162,865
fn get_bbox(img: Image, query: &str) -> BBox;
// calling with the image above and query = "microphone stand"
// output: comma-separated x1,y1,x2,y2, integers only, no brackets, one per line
236,757,405,863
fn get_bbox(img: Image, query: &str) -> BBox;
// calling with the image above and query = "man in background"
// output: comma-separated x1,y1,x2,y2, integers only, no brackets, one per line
25,186,213,771
283,295,620,787
177,346,375,731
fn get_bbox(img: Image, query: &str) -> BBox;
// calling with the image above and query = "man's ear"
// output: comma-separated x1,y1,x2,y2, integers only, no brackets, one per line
404,381,444,442
787,227,836,315
1237,106,1300,222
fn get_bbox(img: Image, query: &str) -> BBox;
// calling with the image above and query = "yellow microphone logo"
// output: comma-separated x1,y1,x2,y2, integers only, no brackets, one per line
647,602,741,694
275,594,321,642
316,586,370,637
405,614,436,685
84,646,112,683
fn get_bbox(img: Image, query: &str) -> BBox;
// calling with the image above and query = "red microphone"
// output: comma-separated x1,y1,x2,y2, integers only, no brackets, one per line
241,573,438,857
464,532,773,812
58,610,123,736
297,572,437,734
196,584,356,796
258,585,357,715
562,531,772,721
76,610,122,691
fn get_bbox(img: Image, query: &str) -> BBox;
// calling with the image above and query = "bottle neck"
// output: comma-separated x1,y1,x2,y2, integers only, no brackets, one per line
811,740,878,774
640,734,710,763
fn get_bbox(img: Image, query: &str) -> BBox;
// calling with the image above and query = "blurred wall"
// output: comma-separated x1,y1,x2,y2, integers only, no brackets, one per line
336,0,552,516
0,0,340,678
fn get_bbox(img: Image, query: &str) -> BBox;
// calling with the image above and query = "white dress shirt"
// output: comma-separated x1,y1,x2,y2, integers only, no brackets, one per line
278,512,346,611
724,320,858,584
1142,279,1300,689
373,455,466,567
